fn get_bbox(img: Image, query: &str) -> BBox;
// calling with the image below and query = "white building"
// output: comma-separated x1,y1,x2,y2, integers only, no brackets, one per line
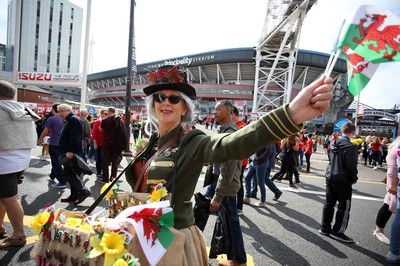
6,0,83,73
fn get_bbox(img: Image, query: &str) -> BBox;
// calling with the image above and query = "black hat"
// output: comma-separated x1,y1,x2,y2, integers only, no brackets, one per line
143,65,196,100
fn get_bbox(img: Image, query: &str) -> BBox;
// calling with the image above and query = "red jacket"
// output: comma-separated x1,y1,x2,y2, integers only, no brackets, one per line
236,120,248,166
92,119,104,147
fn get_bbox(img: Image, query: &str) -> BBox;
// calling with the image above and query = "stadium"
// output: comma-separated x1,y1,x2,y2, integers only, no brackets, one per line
86,47,350,133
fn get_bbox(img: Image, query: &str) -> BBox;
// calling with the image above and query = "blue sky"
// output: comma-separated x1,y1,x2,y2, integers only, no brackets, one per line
1,0,399,109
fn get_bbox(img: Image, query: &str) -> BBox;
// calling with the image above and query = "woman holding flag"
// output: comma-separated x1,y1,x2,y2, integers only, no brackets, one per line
124,64,333,265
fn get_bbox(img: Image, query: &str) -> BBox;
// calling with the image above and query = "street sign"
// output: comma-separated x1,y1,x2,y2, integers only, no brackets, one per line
88,106,96,115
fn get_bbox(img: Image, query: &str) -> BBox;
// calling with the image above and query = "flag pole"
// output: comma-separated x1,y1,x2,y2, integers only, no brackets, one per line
324,20,346,76
326,50,341,77
355,93,360,135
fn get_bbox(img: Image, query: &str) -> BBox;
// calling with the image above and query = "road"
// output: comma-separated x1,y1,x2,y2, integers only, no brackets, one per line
0,124,396,265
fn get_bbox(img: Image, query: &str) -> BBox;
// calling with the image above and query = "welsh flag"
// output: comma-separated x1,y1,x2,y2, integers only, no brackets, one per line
108,201,175,266
341,46,379,96
337,5,400,95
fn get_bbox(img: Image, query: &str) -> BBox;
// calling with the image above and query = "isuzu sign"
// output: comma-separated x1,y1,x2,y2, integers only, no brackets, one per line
16,72,82,86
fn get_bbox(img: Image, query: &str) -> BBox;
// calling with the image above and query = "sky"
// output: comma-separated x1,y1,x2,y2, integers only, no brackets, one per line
0,0,399,109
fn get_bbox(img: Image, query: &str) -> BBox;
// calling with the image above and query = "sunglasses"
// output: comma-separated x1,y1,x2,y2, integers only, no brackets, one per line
153,93,182,104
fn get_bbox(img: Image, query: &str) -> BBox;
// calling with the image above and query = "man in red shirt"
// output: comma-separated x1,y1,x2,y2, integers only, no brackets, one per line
304,133,314,173
92,110,107,180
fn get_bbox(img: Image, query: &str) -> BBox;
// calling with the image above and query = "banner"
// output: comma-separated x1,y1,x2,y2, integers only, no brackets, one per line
16,72,82,86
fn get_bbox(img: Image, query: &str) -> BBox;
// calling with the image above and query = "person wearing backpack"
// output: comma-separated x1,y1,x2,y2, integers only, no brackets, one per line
320,122,358,243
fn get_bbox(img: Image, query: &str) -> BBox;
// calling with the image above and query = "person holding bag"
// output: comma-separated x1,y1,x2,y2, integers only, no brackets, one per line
122,65,333,265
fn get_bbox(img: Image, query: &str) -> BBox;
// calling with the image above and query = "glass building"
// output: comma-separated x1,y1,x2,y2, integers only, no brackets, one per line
6,0,83,73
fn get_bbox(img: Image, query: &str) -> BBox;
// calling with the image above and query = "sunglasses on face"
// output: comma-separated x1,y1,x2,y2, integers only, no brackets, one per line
153,93,182,104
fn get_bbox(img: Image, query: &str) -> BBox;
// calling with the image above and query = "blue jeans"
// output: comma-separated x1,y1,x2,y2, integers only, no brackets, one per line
390,196,400,255
48,145,66,184
264,167,281,196
244,161,268,202
298,149,304,166
221,196,247,264
244,162,258,198
204,179,217,199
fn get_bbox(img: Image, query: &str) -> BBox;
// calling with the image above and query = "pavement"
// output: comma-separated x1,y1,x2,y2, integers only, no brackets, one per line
0,123,397,265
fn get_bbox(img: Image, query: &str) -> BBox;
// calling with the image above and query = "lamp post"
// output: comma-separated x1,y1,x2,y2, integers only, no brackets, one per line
123,0,137,156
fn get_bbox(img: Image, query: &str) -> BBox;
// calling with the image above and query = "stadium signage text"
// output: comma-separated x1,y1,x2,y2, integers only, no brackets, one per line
17,72,82,83
360,110,398,121
145,54,216,69
357,119,396,127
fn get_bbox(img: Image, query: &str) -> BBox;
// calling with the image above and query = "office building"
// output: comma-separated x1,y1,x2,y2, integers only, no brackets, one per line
6,0,83,74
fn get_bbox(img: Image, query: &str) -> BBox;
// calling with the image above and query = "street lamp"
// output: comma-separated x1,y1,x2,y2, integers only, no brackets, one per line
123,0,137,156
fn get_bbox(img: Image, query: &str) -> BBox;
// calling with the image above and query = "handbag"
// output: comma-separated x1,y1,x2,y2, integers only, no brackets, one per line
87,132,182,217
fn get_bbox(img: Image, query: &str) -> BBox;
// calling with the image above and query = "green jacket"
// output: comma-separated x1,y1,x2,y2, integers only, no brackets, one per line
129,104,302,229
214,121,241,203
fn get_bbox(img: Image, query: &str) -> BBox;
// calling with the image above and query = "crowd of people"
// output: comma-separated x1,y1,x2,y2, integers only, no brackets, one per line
0,66,399,265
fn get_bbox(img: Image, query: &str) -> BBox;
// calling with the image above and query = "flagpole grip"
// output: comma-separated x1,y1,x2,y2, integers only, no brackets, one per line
326,50,341,77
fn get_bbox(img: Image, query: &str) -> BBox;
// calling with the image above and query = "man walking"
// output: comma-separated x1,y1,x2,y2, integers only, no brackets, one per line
37,103,67,188
319,122,358,243
57,104,91,205
209,100,246,266
232,106,248,215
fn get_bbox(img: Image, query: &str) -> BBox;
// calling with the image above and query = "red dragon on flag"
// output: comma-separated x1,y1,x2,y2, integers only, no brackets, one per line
336,5,400,96
352,13,400,61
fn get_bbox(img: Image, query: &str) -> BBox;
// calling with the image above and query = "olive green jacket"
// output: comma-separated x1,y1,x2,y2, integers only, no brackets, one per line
131,105,302,229
214,121,241,203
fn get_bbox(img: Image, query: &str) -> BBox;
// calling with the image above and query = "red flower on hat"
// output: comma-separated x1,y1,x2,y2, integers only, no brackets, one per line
147,66,185,85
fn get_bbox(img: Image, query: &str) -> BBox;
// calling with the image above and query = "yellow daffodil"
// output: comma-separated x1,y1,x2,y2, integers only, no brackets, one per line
101,182,116,200
147,187,168,203
65,217,82,228
88,231,128,266
78,223,93,232
112,258,128,266
30,211,51,235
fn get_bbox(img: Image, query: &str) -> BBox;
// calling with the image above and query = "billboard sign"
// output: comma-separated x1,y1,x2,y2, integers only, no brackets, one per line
16,72,82,86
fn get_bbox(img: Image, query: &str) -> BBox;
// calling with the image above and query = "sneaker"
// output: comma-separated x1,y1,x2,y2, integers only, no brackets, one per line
329,232,354,243
243,197,251,205
386,252,400,264
373,166,378,170
372,229,390,245
254,201,267,208
51,183,67,189
319,228,331,236
272,191,283,201
40,155,46,161
237,209,243,216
